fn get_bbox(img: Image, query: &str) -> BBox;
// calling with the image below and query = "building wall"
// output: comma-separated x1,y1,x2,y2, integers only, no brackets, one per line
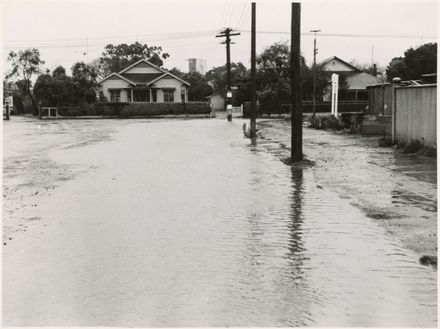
154,78,187,103
188,58,207,74
395,85,436,147
99,74,188,103
99,78,131,101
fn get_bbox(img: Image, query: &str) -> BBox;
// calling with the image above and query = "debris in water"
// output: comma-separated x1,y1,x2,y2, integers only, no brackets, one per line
419,255,437,268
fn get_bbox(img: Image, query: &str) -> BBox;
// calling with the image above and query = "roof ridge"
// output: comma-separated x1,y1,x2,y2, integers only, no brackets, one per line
118,59,167,74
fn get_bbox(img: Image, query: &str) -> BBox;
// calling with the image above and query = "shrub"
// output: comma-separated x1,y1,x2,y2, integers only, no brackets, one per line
308,114,344,130
56,102,210,117
403,139,423,154
378,136,396,147
120,102,210,117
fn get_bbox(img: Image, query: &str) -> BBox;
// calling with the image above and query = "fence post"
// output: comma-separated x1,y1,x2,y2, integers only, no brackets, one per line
391,77,401,142
38,101,42,120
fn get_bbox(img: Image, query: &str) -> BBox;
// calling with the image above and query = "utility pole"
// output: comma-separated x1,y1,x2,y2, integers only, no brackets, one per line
216,27,240,121
291,3,302,162
311,29,321,117
250,2,257,137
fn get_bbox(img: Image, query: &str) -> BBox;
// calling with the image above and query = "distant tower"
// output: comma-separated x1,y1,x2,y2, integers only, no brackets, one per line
188,58,207,74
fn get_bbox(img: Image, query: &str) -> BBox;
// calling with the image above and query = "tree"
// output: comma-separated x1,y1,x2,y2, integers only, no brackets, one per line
51,66,76,105
183,72,213,101
33,74,56,106
255,42,326,103
71,62,98,104
302,63,331,101
98,42,170,75
386,43,437,81
6,48,44,115
206,62,248,94
386,57,405,82
403,43,437,80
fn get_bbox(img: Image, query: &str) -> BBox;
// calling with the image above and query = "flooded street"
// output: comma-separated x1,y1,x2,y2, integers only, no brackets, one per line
2,117,437,326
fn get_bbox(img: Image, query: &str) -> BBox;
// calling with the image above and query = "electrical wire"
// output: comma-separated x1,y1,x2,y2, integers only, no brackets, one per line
240,30,436,39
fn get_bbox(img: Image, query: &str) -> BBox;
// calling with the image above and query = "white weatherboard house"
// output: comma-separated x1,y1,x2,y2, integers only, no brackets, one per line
98,59,190,103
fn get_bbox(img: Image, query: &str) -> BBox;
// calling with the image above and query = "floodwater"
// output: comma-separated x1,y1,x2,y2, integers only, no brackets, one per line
2,117,437,327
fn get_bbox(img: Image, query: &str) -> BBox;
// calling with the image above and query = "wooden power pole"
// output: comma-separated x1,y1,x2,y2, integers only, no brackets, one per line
250,2,257,137
291,3,303,162
216,27,240,121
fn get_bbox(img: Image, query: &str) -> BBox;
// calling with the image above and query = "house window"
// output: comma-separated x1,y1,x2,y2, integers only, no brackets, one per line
163,90,174,102
152,89,157,102
110,90,121,102
127,90,132,102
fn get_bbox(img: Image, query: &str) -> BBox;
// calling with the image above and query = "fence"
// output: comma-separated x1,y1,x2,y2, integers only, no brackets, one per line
242,101,368,117
367,84,394,115
394,85,437,147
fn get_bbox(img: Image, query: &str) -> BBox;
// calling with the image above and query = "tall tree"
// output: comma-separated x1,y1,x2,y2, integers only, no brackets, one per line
206,62,248,95
33,74,56,106
183,72,213,101
6,48,44,115
403,43,437,80
255,42,324,103
386,43,437,81
386,57,406,82
71,62,98,104
98,42,170,75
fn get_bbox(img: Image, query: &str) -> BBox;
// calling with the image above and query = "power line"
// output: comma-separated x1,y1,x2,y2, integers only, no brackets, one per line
4,30,218,44
240,30,436,39
237,3,250,30
4,31,218,49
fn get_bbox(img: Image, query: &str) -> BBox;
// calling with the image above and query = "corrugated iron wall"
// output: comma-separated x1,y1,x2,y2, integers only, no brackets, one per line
395,85,437,147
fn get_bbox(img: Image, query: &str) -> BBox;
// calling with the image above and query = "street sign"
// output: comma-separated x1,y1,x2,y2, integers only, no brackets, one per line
331,73,339,116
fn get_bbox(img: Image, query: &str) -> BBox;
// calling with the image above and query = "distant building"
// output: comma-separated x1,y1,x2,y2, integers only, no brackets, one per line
320,56,381,101
98,59,190,103
188,58,207,75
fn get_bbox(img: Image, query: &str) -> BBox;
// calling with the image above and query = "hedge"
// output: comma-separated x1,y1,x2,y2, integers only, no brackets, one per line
55,102,211,117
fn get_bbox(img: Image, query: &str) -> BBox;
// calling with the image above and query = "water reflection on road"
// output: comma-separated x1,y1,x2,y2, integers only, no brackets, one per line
2,118,437,327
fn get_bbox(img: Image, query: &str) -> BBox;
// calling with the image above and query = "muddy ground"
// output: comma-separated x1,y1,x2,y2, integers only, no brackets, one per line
257,118,437,264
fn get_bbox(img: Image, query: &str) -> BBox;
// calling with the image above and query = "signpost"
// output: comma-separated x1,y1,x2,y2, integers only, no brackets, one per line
331,73,339,117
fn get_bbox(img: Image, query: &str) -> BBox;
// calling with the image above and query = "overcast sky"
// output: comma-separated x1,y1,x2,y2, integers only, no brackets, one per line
2,0,438,76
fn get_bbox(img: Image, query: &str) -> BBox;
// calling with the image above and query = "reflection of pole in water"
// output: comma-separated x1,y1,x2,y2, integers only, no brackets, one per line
288,167,305,270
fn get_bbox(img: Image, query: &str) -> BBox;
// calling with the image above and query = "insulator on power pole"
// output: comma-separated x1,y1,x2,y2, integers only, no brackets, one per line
216,28,240,122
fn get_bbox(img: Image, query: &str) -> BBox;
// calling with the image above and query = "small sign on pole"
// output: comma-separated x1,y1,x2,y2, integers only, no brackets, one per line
331,73,339,116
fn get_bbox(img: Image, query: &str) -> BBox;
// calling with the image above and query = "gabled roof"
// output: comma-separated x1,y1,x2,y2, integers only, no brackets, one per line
121,73,163,84
147,72,191,86
320,56,361,72
98,72,136,85
119,59,166,74
99,59,190,86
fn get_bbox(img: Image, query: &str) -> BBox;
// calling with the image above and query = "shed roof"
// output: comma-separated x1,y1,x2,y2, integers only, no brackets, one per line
345,72,381,90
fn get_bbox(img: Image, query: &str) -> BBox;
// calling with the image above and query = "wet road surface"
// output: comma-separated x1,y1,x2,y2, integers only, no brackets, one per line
2,117,437,326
